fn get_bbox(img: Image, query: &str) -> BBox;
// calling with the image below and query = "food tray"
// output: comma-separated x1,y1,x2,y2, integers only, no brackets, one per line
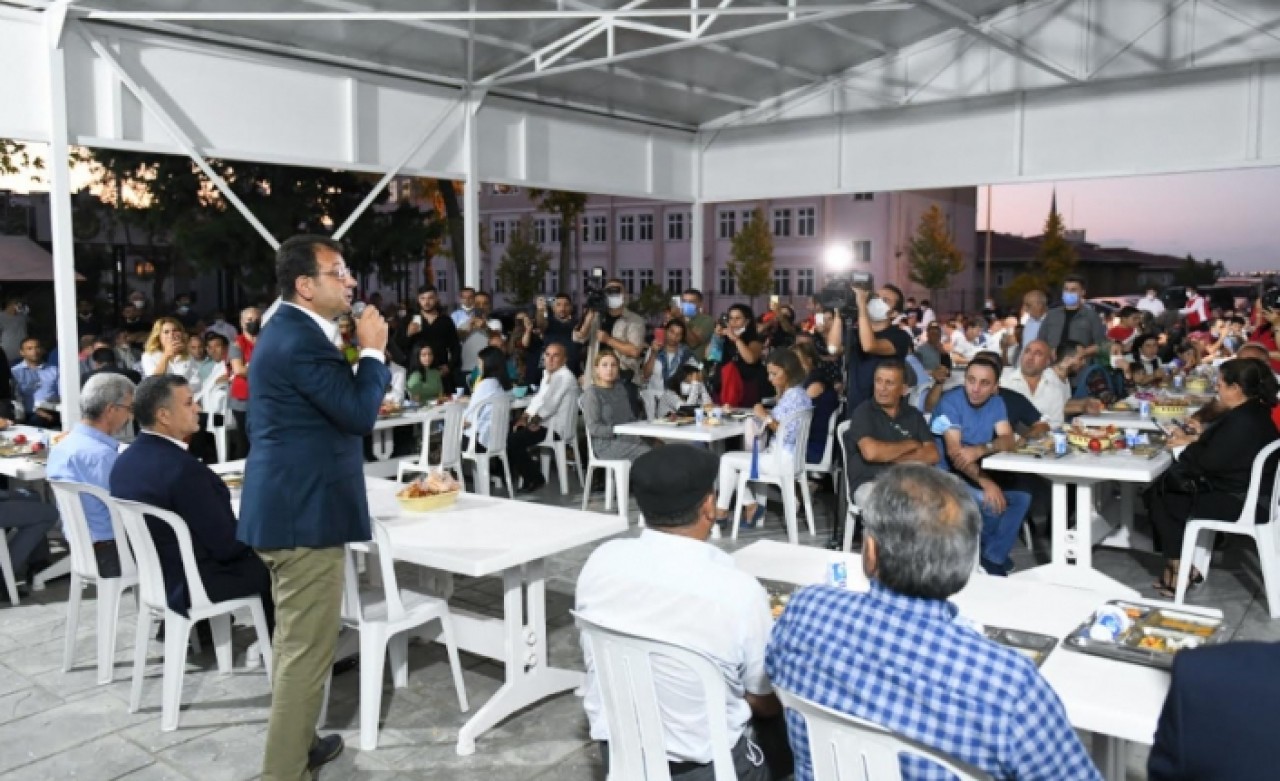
983,626,1057,668
1063,600,1227,669
651,417,694,426
396,489,460,513
0,443,39,458
220,472,244,489
762,579,798,621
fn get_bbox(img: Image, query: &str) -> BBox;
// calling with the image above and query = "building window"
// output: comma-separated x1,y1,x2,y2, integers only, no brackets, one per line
994,268,1011,288
667,269,684,294
853,240,872,264
492,219,507,244
592,215,607,243
796,268,815,296
546,270,559,294
618,215,635,242
718,211,736,239
772,268,791,295
638,213,654,242
533,218,547,244
666,212,685,241
581,217,592,244
549,218,561,244
741,209,756,229
620,269,635,295
436,269,448,293
639,269,654,290
718,268,736,296
853,192,874,201
796,207,816,237
771,209,791,237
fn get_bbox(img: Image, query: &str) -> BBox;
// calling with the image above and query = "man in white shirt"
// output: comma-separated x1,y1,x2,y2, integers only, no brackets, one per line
507,343,575,493
999,339,1070,425
1137,287,1166,318
1020,289,1048,349
576,446,790,781
451,286,477,330
948,321,982,365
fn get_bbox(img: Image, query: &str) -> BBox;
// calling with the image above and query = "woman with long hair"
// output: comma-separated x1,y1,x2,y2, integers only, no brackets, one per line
141,317,201,395
793,341,839,464
713,349,813,528
406,344,444,403
1146,358,1280,595
581,351,650,461
711,303,767,407
462,345,513,452
643,319,692,391
1130,333,1165,387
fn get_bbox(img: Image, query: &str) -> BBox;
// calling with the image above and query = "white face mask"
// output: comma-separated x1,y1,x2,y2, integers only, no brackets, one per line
732,326,746,337
680,382,692,395
607,295,624,309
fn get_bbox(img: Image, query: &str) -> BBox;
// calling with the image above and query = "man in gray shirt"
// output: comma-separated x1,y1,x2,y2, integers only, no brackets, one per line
843,360,938,508
1040,274,1107,357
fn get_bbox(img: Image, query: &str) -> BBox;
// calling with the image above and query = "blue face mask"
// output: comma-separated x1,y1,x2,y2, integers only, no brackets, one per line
1062,292,1080,307
680,302,698,318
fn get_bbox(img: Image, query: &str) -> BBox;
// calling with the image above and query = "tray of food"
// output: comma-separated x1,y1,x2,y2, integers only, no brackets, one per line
378,402,403,418
983,626,1057,668
653,415,695,426
0,439,43,458
1063,600,1226,669
220,471,244,489
761,579,798,620
396,471,461,512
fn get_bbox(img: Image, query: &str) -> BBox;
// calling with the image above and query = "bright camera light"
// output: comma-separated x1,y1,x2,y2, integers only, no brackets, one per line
824,244,853,271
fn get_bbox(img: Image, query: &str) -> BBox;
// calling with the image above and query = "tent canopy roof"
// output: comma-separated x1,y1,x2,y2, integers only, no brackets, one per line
0,235,85,282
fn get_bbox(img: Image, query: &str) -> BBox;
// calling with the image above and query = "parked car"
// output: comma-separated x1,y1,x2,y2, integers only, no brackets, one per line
1161,282,1266,315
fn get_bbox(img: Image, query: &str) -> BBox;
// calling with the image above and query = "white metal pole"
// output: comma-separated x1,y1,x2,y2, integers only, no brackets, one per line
689,138,704,292
46,13,82,428
462,90,485,290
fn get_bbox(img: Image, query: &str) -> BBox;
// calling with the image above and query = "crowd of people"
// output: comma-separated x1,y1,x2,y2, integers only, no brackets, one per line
6,254,1280,779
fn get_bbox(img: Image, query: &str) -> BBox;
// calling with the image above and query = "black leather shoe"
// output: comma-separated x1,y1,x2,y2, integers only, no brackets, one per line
518,476,547,495
308,734,344,770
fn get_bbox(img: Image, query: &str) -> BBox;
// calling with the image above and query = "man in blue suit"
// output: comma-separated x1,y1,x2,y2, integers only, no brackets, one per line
237,235,389,781
1149,640,1280,780
110,375,273,630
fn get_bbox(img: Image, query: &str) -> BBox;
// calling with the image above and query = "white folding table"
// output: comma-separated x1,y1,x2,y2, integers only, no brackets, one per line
612,419,746,444
984,451,1172,595
733,540,1219,781
363,480,626,755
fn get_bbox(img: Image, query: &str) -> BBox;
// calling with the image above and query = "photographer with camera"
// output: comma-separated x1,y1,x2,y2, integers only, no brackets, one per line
575,279,646,389
828,282,914,411
709,304,768,407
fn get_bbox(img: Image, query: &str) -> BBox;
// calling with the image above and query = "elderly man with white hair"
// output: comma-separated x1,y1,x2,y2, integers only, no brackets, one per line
45,372,136,577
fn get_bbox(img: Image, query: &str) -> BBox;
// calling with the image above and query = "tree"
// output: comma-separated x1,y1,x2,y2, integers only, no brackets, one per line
0,139,43,179
728,208,773,310
1173,254,1223,288
628,283,670,320
906,205,964,303
527,188,587,298
1035,194,1077,290
495,216,551,306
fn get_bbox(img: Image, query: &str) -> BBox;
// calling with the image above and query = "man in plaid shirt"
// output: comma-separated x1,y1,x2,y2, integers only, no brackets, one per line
766,465,1101,781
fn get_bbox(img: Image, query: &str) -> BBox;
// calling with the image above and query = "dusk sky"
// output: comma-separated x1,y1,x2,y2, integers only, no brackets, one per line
979,167,1280,273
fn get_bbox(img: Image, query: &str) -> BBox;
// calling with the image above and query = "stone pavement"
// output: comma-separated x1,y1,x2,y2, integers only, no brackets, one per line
1,480,1278,780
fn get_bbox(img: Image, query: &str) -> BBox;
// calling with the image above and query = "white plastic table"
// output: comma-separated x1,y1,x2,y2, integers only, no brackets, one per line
612,419,746,443
984,451,1172,595
733,540,1219,781
364,480,626,755
370,395,532,462
1075,411,1165,432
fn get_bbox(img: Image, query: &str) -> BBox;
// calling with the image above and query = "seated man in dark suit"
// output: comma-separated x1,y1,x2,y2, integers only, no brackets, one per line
110,375,273,632
1149,641,1280,781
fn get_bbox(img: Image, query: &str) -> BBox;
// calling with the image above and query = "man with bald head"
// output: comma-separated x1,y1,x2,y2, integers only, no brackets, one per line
1000,339,1070,424
1021,290,1049,349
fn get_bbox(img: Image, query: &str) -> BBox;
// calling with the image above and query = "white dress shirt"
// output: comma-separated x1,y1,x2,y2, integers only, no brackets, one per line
1137,295,1166,317
142,430,189,450
949,331,979,361
463,377,504,448
576,530,774,764
140,352,203,399
1000,366,1069,424
1021,313,1046,348
384,361,407,402
525,365,575,427
282,302,385,364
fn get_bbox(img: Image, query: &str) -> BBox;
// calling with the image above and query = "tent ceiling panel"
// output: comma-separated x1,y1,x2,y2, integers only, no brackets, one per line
0,10,51,142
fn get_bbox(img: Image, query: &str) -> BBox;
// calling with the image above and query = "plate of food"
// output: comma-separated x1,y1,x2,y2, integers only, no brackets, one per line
220,472,244,489
0,436,43,458
378,402,403,418
1063,600,1226,669
396,471,462,512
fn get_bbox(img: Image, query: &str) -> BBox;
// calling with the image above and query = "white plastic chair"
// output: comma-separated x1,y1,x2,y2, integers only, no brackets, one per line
638,388,660,420
579,398,634,524
49,481,139,683
805,399,844,484
114,498,273,731
198,380,232,463
776,688,992,781
398,402,465,483
1176,439,1280,616
833,420,863,554
537,387,585,495
731,409,815,544
341,520,468,750
462,393,515,498
0,530,18,606
574,613,737,781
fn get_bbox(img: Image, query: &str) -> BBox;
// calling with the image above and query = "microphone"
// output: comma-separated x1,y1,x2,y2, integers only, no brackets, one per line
351,301,366,318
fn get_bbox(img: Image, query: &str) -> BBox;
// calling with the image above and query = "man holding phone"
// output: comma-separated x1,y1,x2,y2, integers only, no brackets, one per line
678,288,715,361
536,293,581,375
402,285,460,380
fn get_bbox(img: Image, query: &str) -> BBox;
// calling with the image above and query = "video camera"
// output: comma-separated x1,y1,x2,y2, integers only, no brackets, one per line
583,267,609,315
817,270,874,321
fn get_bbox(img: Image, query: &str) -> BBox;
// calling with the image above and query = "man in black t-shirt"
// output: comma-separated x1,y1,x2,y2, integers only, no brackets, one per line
830,284,914,413
536,293,582,375
844,360,938,507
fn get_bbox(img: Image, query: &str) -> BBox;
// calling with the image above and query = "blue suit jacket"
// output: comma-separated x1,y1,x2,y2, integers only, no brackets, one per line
110,433,250,614
236,303,390,549
1149,641,1280,781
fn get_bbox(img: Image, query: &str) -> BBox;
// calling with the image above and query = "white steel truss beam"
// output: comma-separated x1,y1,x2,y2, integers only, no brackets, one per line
915,0,1083,84
75,22,281,249
75,5,913,23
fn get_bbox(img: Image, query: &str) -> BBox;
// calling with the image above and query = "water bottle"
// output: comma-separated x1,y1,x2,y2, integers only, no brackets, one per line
826,557,848,589
706,334,724,364
694,408,705,426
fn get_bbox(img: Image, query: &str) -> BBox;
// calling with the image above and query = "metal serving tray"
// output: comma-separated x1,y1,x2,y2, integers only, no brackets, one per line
983,627,1057,668
1063,600,1227,670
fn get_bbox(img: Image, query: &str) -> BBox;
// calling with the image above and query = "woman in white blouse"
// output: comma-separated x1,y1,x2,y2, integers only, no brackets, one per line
462,346,512,451
140,317,202,398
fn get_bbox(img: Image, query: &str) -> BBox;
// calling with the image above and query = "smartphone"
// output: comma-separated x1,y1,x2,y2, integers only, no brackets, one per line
653,327,666,345
769,294,780,310
815,312,825,328
670,296,681,310
412,314,423,326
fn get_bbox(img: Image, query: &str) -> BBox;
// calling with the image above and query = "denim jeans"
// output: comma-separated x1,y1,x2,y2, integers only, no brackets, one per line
966,485,1030,574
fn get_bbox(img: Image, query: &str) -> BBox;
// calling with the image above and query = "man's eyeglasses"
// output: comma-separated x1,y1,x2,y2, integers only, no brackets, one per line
114,403,133,412
317,267,352,281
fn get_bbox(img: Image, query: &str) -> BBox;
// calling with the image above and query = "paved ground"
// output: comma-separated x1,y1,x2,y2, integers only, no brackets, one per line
1,477,1277,781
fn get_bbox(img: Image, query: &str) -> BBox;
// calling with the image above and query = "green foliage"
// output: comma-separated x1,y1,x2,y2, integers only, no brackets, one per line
0,139,44,179
907,205,964,298
1003,273,1046,309
527,188,587,296
1035,201,1078,289
1173,255,1224,288
728,208,773,307
628,283,671,320
495,216,552,306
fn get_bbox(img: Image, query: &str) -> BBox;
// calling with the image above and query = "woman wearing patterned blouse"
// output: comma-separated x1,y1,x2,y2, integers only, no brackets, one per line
714,349,813,527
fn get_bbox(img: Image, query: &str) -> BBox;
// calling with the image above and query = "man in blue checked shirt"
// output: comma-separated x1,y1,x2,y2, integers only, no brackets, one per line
11,337,60,428
767,465,1100,781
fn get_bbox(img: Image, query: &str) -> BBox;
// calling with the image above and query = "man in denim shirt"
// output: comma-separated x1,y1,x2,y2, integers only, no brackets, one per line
11,337,60,428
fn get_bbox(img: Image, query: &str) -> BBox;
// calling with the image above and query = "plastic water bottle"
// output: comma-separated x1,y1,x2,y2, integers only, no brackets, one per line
706,334,724,363
694,408,705,426
826,557,848,589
